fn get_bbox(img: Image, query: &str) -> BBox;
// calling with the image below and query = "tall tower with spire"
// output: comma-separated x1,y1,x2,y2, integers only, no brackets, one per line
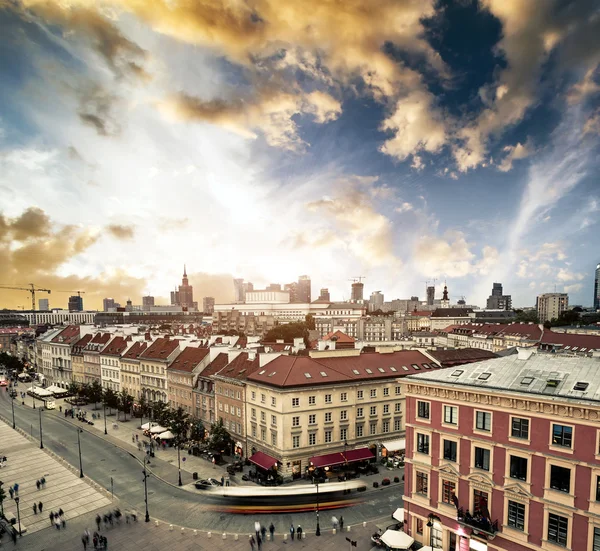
441,282,450,308
170,264,197,310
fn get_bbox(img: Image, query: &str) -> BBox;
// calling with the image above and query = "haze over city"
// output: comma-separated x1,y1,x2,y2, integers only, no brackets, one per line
0,0,599,310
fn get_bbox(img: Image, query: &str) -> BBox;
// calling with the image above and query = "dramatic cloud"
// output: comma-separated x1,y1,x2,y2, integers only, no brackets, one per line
1,207,52,241
497,142,532,172
567,66,600,104
106,224,135,240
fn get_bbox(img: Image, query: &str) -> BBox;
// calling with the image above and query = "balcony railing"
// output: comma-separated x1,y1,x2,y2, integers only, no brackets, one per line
456,508,498,538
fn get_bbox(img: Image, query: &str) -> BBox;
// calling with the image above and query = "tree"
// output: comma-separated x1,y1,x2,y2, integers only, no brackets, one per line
209,419,232,454
103,388,119,415
152,401,172,426
137,395,150,419
68,381,80,396
78,383,90,401
264,322,308,344
0,352,25,373
88,380,103,410
117,390,134,421
305,314,315,330
550,309,581,327
514,309,539,324
170,407,190,443
189,419,205,442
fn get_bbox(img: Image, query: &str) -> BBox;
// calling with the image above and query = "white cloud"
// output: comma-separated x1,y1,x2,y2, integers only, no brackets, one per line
556,268,585,282
564,283,583,293
395,202,414,213
497,141,532,172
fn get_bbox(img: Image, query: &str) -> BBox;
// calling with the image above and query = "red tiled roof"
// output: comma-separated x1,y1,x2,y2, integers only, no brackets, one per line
73,334,93,349
431,308,473,318
122,341,148,360
428,348,498,367
216,353,261,381
51,325,80,344
408,311,432,317
168,347,210,373
540,330,600,350
323,330,355,343
248,350,435,388
101,336,129,356
499,323,543,340
197,352,230,381
91,333,111,345
140,337,179,360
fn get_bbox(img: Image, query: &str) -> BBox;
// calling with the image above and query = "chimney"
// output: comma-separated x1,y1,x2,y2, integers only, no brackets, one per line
259,352,281,367
517,347,535,361
227,349,242,364
248,350,257,361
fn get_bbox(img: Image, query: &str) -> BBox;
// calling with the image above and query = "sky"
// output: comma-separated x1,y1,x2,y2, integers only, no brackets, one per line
0,0,599,311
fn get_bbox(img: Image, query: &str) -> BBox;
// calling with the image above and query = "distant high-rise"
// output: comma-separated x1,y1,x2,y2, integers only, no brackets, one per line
486,282,512,310
284,282,298,302
103,298,115,312
68,295,83,312
203,297,215,315
537,293,569,323
266,283,282,291
369,291,384,312
233,279,253,303
39,298,49,311
426,286,435,306
351,282,364,302
142,295,155,308
171,265,197,309
297,275,311,303
319,288,331,302
594,263,600,310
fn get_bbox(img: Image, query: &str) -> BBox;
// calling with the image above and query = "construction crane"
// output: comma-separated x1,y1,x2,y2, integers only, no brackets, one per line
0,283,51,325
56,290,86,297
348,276,366,283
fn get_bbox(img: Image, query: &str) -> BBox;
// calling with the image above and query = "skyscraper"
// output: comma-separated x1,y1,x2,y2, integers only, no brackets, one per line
68,295,83,312
426,286,435,306
284,282,298,302
486,282,512,310
537,293,569,323
103,298,115,311
233,278,245,303
143,296,155,308
39,298,49,311
369,291,384,312
319,288,331,302
351,282,364,302
297,275,311,303
595,263,600,311
170,265,197,309
203,297,215,315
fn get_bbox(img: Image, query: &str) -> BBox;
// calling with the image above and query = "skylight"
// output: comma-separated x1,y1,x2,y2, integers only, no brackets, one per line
365,368,373,374
259,370,266,375
352,369,360,375
412,364,421,370
402,366,409,371
268,372,276,377
572,347,579,351
580,348,587,352
422,363,431,369
573,381,589,391
520,377,534,385
564,346,571,350
546,379,561,388
451,370,463,377
389,367,397,372
378,367,385,373
304,373,312,379
478,373,491,381
320,371,328,377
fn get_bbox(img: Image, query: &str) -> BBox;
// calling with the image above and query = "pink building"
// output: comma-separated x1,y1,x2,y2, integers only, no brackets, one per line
402,348,600,551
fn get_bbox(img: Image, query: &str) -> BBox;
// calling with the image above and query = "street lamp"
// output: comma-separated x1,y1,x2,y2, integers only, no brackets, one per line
427,514,440,549
142,465,150,522
315,479,321,536
14,496,22,536
38,407,43,449
77,428,84,478
11,395,16,429
0,481,4,517
177,440,182,486
103,402,108,435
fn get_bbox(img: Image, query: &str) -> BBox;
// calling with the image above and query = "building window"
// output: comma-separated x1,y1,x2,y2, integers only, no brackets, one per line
382,420,390,433
370,406,377,416
292,397,299,408
340,392,347,402
260,411,265,422
444,405,458,425
340,410,348,421
309,414,316,425
383,404,389,414
550,465,571,493
417,433,430,455
369,423,376,436
356,425,363,437
416,518,423,535
383,388,389,397
252,425,256,437
442,480,456,504
325,394,332,404
473,490,488,516
340,428,347,441
417,401,430,419
309,395,316,405
325,412,332,422
357,407,364,418
292,435,300,448
475,411,491,432
261,428,266,441
357,390,364,400
271,415,277,426
507,501,525,531
547,513,568,547
309,433,316,446
395,402,401,413
271,432,277,446
552,424,573,448
292,416,300,427
416,471,428,495
395,386,401,395
509,456,527,481
474,447,490,471
370,389,377,398
394,419,401,431
596,475,600,501
593,527,600,551
261,393,266,403
511,417,529,439
271,397,276,406
443,440,457,462
325,430,332,443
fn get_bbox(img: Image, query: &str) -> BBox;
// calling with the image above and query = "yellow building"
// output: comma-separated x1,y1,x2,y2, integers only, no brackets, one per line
121,341,148,401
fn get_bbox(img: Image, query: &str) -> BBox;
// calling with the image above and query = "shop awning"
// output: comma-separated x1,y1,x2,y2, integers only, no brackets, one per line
249,451,279,471
344,447,374,463
383,438,406,452
381,529,414,550
393,508,405,523
309,452,346,468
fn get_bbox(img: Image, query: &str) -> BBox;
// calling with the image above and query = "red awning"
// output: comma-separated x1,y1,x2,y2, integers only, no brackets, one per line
249,451,279,471
309,452,346,468
344,447,374,463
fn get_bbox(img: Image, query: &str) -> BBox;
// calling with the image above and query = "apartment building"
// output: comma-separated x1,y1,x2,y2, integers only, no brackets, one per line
536,293,569,323
120,341,148,401
140,337,180,403
71,334,93,384
244,350,436,477
193,351,229,425
167,346,210,415
100,336,130,392
402,349,600,551
82,333,111,385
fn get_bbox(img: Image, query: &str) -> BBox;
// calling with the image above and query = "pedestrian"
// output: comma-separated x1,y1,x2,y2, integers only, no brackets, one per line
82,531,88,550
9,487,14,499
96,514,101,531
269,522,275,541
11,528,17,544
60,510,66,528
55,517,61,530
93,533,98,549
254,520,261,539
260,524,266,541
290,523,295,540
250,535,256,551
50,511,55,525
136,434,139,442
33,502,37,515
132,433,135,443
13,482,18,496
36,480,41,490
297,525,302,540
41,477,46,487
332,515,338,531
257,534,262,550
225,475,230,486
39,501,43,513
340,516,344,531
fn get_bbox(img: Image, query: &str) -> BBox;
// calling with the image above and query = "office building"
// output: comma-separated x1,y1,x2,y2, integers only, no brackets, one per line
297,275,311,303
369,291,384,312
68,295,84,312
486,282,512,310
142,295,155,308
170,265,197,310
39,298,49,311
318,288,331,302
234,278,245,303
594,263,600,310
266,283,282,291
351,281,364,302
203,296,215,315
536,293,568,323
426,286,435,306
402,348,600,551
103,298,116,312
284,282,298,302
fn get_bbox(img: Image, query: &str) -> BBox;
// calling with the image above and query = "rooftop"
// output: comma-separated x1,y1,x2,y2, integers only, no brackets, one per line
427,348,498,366
215,352,261,381
101,336,129,356
51,325,80,344
139,337,179,360
168,346,210,373
323,330,355,343
405,349,600,405
122,341,148,360
196,352,230,384
431,308,474,318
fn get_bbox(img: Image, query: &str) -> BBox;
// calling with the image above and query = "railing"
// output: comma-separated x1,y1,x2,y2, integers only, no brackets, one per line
456,508,498,537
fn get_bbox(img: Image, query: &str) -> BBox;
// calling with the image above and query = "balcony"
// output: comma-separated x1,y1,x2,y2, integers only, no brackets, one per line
456,508,498,539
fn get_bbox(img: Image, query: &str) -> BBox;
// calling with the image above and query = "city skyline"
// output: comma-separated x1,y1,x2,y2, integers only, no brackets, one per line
0,1,599,310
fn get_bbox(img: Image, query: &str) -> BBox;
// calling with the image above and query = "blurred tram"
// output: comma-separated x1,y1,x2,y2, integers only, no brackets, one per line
206,480,367,514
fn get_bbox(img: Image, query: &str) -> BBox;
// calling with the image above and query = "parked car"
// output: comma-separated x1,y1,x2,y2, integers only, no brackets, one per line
194,478,221,490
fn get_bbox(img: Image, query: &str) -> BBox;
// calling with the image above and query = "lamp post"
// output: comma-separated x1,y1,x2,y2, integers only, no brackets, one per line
177,440,182,486
11,395,16,429
0,481,4,517
315,479,321,536
32,377,36,410
103,402,108,435
38,407,43,449
15,496,22,536
77,428,84,478
142,465,150,522
427,513,439,549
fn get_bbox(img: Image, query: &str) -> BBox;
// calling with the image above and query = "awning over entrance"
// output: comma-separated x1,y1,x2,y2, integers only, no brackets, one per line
309,452,346,469
383,438,406,452
344,447,374,462
393,508,404,523
249,451,279,471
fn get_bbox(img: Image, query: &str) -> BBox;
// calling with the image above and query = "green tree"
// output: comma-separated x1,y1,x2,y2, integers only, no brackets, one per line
304,314,315,330
152,401,172,426
550,309,581,327
0,352,25,373
170,407,190,446
137,395,150,419
118,390,134,421
264,322,308,343
103,388,119,415
189,418,205,442
88,380,103,410
68,381,80,396
78,383,90,401
209,419,232,454
514,309,540,324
